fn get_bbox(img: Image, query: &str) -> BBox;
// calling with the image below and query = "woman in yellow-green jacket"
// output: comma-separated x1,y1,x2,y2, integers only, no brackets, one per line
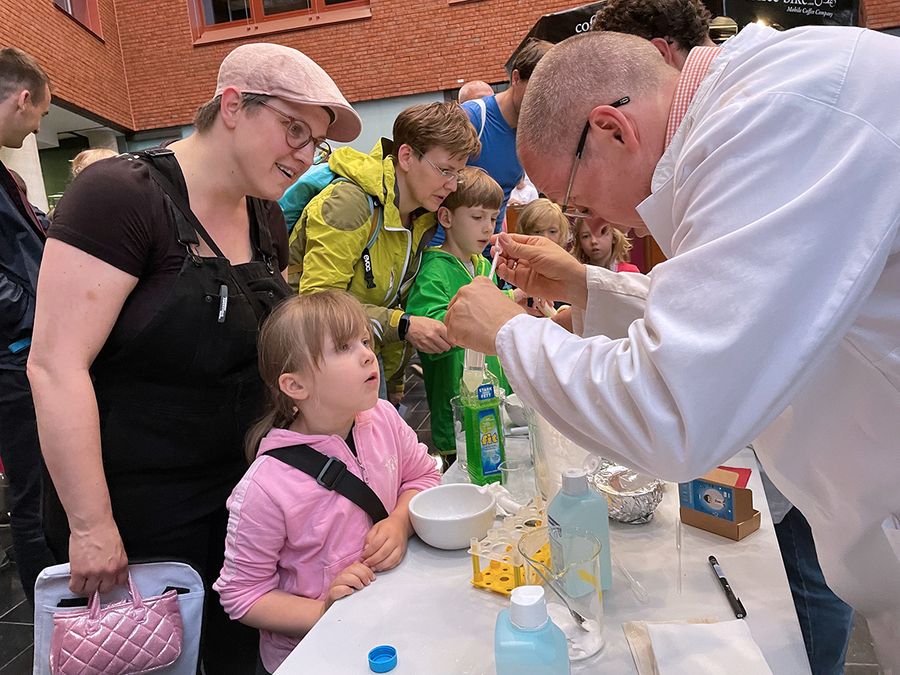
288,102,480,402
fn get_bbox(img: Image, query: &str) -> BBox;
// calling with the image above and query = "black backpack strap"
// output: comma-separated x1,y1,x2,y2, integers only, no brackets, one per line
266,444,389,524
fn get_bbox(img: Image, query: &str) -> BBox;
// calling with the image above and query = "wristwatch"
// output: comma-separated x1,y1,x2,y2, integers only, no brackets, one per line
398,313,411,341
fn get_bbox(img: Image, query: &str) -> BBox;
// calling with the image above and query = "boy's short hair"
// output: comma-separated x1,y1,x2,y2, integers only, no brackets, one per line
507,39,553,80
441,167,502,212
593,0,712,50
393,101,481,160
0,47,50,103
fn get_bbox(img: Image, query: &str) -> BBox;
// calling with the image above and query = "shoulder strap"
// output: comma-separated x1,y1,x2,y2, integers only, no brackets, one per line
329,178,384,290
474,98,487,140
134,148,272,323
266,444,389,524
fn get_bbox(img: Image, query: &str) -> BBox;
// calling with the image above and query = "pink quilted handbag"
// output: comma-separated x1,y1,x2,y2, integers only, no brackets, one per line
49,574,183,675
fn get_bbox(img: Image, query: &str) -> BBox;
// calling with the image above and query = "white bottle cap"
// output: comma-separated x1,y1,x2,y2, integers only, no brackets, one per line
561,468,589,496
509,585,549,630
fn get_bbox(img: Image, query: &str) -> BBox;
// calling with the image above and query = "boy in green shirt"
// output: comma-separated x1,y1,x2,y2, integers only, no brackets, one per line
407,167,512,460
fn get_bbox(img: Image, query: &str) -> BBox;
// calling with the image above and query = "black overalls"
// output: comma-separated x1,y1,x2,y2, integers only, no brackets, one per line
44,150,292,673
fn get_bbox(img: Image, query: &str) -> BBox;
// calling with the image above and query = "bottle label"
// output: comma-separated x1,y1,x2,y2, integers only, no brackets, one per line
477,383,495,401
477,407,502,475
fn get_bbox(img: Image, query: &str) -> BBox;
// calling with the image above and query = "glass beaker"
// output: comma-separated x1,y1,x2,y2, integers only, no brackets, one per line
499,458,536,505
450,395,466,470
517,526,605,660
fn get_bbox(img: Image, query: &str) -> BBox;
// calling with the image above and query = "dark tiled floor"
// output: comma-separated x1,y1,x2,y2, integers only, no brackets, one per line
0,363,885,673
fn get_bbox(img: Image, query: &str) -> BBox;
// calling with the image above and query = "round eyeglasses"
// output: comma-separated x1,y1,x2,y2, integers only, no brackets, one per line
411,147,466,186
254,98,332,165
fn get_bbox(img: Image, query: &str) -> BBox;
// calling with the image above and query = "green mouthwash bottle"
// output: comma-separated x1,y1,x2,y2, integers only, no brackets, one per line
460,349,505,486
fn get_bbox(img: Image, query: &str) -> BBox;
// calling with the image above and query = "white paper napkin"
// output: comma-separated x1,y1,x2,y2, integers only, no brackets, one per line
646,619,773,675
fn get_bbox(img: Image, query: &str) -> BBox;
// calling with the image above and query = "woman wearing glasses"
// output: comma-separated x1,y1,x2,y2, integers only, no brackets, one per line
290,102,480,404
27,44,360,670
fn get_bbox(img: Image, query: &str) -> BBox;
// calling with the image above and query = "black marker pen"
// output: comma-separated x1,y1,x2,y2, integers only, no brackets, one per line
709,555,747,619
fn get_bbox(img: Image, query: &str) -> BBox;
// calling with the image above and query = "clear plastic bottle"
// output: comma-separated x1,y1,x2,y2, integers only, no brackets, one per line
459,349,505,485
547,469,613,590
495,586,570,675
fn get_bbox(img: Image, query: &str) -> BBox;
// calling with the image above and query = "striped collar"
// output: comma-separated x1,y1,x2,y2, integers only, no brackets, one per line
664,46,720,148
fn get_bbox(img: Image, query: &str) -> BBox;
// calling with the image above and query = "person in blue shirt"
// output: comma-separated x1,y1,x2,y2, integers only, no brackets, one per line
431,39,551,247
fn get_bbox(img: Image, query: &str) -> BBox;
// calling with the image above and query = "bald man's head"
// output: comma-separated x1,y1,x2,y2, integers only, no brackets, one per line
517,31,679,230
518,31,674,165
458,80,494,104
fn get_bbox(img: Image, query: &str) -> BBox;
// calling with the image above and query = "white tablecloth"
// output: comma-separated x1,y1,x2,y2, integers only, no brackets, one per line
277,447,810,674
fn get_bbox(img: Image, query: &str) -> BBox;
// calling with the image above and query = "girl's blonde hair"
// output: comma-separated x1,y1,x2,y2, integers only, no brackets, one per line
245,290,373,462
518,198,570,245
70,148,117,178
572,220,633,268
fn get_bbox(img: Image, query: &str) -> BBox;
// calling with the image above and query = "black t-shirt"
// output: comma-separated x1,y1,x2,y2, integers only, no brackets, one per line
49,155,289,353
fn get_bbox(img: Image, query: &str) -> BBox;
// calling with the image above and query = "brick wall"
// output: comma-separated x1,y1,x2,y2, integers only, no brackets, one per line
1,0,133,129
863,0,900,28
7,0,898,134
112,0,579,130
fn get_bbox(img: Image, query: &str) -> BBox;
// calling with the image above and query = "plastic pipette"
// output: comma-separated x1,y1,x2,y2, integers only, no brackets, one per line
462,348,486,393
487,243,501,281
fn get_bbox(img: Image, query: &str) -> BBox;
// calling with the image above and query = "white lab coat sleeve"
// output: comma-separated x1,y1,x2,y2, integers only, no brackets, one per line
572,266,650,338
496,92,900,483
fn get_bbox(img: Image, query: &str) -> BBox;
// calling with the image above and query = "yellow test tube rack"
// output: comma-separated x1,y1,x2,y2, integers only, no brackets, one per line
467,501,549,597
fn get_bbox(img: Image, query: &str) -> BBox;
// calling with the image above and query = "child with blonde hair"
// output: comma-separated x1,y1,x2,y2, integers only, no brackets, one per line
572,218,640,272
517,197,570,249
214,290,440,674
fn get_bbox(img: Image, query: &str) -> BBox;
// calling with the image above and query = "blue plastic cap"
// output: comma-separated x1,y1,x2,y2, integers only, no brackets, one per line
368,645,397,673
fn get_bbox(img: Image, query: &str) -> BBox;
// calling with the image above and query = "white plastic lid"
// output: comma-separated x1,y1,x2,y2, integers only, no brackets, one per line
561,468,589,495
509,585,548,630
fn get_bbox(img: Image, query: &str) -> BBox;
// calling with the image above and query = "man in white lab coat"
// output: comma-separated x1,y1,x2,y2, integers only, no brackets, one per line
444,26,900,672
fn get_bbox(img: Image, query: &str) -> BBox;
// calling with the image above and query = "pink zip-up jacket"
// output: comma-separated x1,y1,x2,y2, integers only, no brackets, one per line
214,400,441,672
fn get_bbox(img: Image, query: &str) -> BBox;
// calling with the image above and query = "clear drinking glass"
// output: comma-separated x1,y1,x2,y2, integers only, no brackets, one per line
450,395,466,471
518,526,605,660
499,458,536,504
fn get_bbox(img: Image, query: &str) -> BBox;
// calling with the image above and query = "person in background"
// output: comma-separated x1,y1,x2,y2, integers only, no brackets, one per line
406,167,511,463
28,43,360,670
457,80,494,104
594,5,853,670
507,173,539,209
8,168,49,232
572,219,640,273
0,46,56,606
431,39,551,248
516,198,569,249
215,291,440,675
445,28,900,671
70,147,117,179
593,0,716,68
291,102,480,405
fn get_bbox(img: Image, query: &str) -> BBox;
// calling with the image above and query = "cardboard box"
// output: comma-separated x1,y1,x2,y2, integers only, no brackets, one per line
678,467,760,541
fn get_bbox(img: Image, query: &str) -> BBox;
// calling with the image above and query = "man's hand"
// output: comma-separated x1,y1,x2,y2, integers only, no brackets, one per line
361,514,412,572
323,562,375,613
405,316,453,354
492,233,588,308
445,277,526,355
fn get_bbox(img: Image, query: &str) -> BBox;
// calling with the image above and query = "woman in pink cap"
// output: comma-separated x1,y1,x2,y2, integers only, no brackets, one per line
28,43,361,671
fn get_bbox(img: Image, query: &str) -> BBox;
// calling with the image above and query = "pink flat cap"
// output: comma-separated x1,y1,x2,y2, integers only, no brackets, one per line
215,42,362,143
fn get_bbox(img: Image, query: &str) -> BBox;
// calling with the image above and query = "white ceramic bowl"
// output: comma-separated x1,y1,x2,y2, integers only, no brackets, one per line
409,484,495,550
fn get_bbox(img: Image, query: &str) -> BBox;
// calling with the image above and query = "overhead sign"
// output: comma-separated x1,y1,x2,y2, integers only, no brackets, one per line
722,0,858,29
505,3,607,73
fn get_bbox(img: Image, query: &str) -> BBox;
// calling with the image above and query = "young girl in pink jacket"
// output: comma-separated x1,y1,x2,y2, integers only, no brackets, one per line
214,290,441,674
